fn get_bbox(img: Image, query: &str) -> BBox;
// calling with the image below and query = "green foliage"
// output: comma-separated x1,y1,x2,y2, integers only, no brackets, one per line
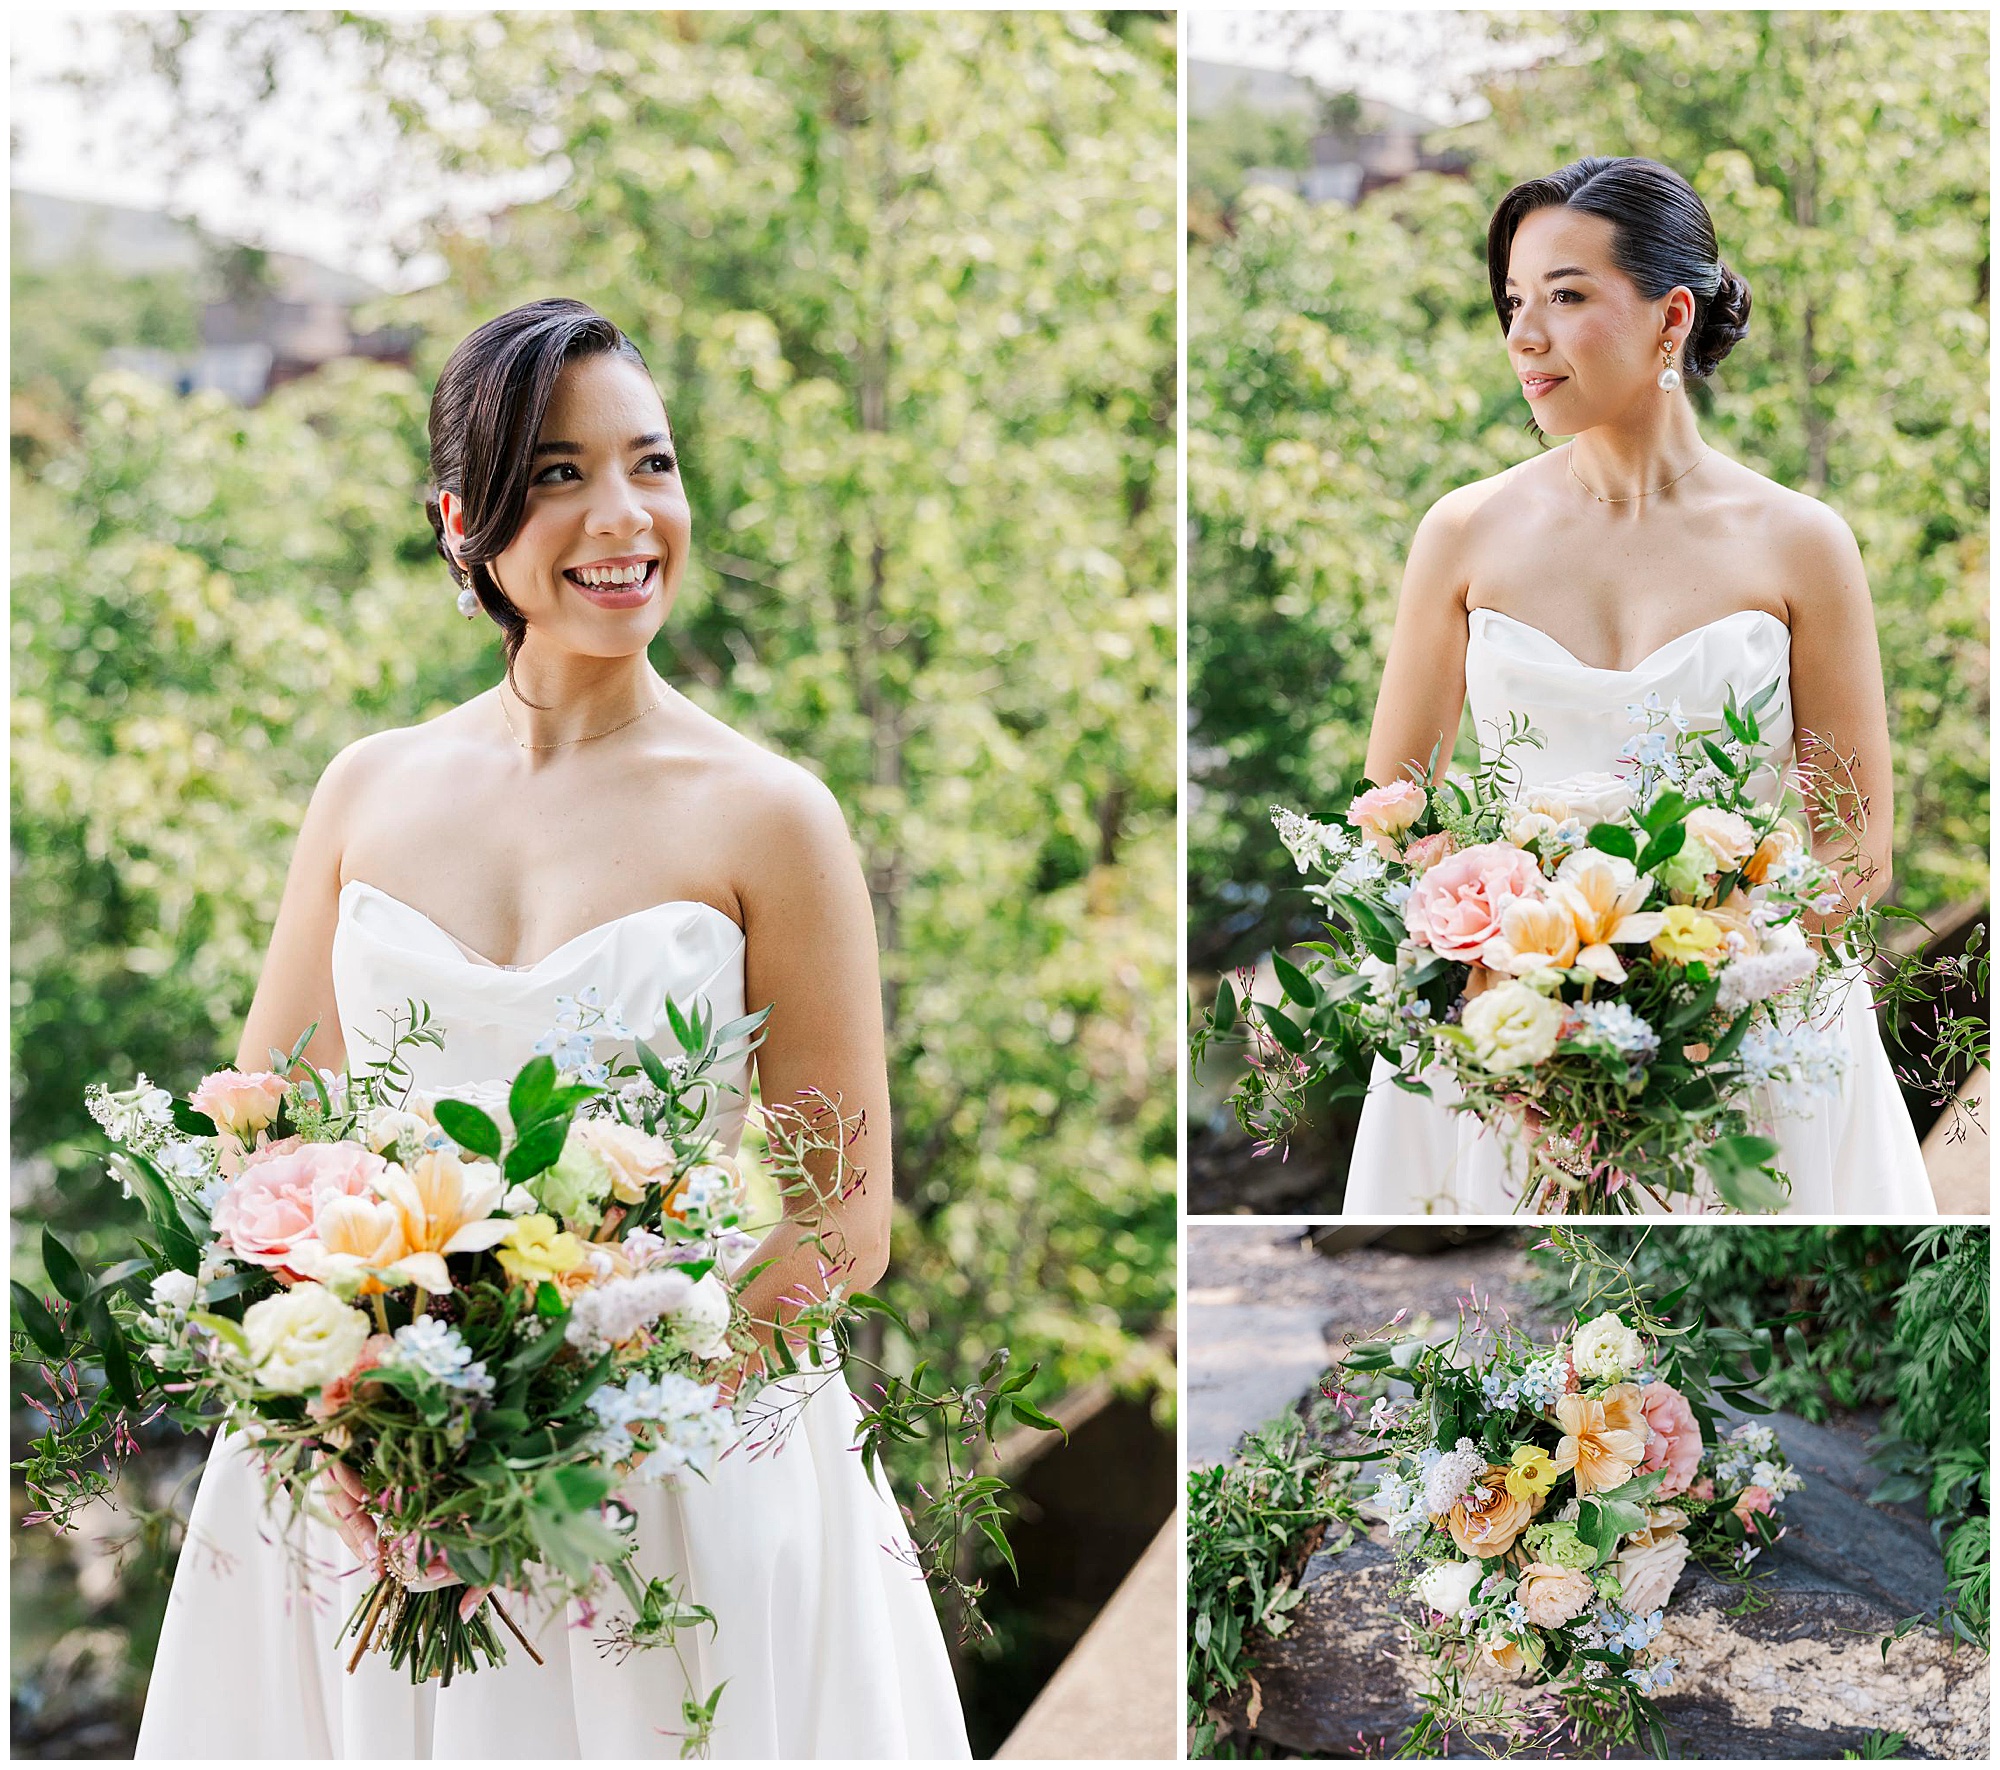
1186,1411,1357,1758
1188,103,1315,230
1191,9,1989,972
1881,1228,1992,1645
1528,1226,1911,1417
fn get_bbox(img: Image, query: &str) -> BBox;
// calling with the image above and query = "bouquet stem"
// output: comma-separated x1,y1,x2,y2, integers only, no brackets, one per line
342,1578,507,1683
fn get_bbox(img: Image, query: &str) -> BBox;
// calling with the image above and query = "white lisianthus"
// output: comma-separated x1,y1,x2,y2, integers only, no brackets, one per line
241,1283,371,1394
1414,1559,1485,1619
1460,981,1564,1073
1505,807,1560,849
148,1270,199,1314
364,1105,433,1155
1570,1311,1645,1383
668,1271,734,1361
1528,772,1636,827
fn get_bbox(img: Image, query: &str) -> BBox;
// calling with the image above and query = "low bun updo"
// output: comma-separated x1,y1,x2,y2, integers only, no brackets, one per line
425,298,653,680
1486,156,1753,380
1689,262,1753,380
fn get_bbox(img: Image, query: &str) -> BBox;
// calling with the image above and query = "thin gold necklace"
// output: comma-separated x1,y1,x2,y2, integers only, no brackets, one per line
1568,445,1709,504
499,684,663,751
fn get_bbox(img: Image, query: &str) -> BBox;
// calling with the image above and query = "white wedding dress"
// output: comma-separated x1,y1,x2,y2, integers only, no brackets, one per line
137,880,971,1759
1344,607,1938,1218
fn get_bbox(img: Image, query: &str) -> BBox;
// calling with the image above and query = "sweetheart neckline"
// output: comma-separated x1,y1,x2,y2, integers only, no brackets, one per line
339,879,743,974
1469,606,1789,676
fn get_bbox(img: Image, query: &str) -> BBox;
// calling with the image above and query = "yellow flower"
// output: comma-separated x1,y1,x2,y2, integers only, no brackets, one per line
495,1213,586,1285
1481,897,1581,976
1651,904,1727,966
1505,1444,1561,1501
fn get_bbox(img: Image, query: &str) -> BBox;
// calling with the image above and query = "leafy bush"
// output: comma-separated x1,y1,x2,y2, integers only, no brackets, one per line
1186,1410,1357,1757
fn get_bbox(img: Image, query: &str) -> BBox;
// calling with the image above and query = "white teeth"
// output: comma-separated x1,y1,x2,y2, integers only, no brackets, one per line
573,563,649,587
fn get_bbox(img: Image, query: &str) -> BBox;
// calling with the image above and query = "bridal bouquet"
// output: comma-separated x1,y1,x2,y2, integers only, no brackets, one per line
16,993,1055,1754
1334,1251,1800,1754
1199,685,1859,1212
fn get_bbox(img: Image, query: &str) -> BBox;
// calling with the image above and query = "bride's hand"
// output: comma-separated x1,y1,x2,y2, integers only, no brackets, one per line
322,1461,489,1620
319,1459,382,1575
394,1548,494,1622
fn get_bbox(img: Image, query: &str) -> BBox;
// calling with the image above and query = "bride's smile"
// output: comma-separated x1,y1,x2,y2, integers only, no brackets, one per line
561,554,660,607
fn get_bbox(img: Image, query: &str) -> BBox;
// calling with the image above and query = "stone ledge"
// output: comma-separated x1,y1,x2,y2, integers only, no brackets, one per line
1223,1531,1988,1758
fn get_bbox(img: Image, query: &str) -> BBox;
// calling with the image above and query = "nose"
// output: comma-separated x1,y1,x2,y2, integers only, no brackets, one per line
583,472,655,540
1509,299,1548,355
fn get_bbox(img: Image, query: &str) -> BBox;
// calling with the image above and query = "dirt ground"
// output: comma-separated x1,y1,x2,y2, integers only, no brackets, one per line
1186,1225,1573,1464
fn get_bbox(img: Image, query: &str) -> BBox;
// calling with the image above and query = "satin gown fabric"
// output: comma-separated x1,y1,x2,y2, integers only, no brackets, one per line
1343,608,1937,1218
136,881,971,1760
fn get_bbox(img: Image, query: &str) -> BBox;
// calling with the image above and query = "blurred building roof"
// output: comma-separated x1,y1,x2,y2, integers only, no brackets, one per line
1190,59,1471,208
1188,57,1322,120
12,186,414,401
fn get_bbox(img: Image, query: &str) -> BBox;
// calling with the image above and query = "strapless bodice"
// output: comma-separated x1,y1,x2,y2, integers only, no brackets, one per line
331,880,750,1150
1465,606,1794,798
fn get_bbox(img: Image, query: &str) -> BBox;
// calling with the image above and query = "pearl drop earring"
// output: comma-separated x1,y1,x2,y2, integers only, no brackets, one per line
1657,342,1682,392
456,586,480,619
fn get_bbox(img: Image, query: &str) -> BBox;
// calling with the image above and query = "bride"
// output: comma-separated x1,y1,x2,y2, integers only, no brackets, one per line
1343,157,1937,1218
136,299,971,1756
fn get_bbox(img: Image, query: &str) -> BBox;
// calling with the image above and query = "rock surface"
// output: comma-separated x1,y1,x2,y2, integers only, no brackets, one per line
1222,1476,1988,1759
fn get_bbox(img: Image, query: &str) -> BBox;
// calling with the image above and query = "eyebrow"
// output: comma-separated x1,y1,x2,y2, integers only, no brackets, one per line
532,432,673,457
1504,267,1597,286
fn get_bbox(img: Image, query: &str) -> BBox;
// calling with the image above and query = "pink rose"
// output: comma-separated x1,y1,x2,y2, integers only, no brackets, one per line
216,1132,303,1182
1638,1382,1704,1498
1690,1478,1715,1502
1401,831,1459,873
1518,1561,1596,1628
1732,1485,1774,1527
191,1069,290,1140
1403,842,1547,963
212,1143,387,1271
1349,780,1427,855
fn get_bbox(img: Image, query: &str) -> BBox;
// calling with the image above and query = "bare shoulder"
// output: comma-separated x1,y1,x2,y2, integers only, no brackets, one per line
1402,459,1541,612
660,696,858,877
1420,459,1537,545
310,698,494,826
1709,456,1869,617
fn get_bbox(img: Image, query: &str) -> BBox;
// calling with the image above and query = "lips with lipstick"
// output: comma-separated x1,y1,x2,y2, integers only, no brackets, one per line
1520,371,1568,402
563,555,659,608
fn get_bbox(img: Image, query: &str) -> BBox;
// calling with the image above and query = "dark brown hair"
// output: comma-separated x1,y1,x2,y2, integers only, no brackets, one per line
1486,156,1752,380
425,298,654,677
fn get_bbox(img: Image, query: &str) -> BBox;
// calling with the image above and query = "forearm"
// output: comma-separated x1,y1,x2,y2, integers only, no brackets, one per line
732,1180,891,1350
